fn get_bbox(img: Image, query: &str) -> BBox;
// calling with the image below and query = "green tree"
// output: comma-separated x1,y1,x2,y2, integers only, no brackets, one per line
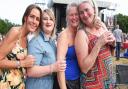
0,18,18,35
116,14,128,33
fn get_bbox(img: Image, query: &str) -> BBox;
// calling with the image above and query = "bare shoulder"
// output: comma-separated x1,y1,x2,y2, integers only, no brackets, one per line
76,29,89,43
76,29,87,38
4,26,20,43
58,29,68,39
8,26,20,35
0,26,21,59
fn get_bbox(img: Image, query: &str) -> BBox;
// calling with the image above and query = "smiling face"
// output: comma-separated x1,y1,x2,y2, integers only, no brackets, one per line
22,4,42,33
78,2,95,26
66,4,79,28
42,10,55,36
25,8,41,32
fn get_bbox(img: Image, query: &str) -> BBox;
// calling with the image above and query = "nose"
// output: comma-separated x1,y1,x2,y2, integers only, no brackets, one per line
33,17,38,24
83,11,88,17
46,19,51,23
73,15,77,19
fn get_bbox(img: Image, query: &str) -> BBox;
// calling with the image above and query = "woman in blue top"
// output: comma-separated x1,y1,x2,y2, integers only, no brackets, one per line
57,3,80,89
25,9,66,89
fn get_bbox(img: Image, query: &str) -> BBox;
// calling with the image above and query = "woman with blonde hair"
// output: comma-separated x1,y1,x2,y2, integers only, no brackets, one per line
25,9,66,89
57,3,81,89
75,1,115,89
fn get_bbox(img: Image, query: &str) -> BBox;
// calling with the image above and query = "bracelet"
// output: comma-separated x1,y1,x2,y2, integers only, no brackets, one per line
16,61,21,68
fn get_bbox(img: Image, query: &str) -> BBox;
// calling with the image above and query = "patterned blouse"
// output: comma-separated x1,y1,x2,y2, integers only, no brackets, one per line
80,30,113,89
0,38,27,89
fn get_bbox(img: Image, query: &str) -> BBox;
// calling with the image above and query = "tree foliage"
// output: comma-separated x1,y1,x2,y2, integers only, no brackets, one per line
0,18,18,35
116,13,128,33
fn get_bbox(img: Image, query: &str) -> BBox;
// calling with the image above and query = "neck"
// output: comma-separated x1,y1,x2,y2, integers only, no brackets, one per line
68,26,77,34
44,33,51,39
20,25,29,38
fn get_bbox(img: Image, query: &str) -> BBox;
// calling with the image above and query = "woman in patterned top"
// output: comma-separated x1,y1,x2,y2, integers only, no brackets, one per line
0,4,42,89
75,1,115,89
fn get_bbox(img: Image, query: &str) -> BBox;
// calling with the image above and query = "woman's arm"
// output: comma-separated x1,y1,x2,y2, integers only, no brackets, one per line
27,60,66,77
0,27,35,69
75,30,99,73
27,64,52,77
75,30,111,73
26,35,66,78
57,31,68,89
0,27,20,68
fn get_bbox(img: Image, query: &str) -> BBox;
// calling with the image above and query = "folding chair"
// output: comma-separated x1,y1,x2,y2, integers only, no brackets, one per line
115,64,128,89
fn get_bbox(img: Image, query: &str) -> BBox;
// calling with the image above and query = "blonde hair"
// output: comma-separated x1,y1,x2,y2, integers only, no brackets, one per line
66,2,78,26
78,0,99,29
42,9,56,39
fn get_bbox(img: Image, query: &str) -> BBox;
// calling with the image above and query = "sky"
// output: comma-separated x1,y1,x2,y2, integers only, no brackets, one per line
0,0,128,25
0,0,36,24
111,0,128,15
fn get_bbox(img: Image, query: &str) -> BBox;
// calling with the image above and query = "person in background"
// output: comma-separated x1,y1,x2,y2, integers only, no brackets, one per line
57,3,80,89
0,4,42,89
113,24,123,60
25,9,66,89
75,1,115,89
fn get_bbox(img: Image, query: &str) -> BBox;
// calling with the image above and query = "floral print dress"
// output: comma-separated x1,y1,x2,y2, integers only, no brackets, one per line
0,39,27,89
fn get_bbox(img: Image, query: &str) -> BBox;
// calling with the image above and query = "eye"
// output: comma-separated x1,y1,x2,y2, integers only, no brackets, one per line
29,15,35,19
84,8,89,12
79,8,89,15
29,14,40,22
36,17,40,21
79,11,84,15
43,17,53,21
43,17,48,20
50,18,53,21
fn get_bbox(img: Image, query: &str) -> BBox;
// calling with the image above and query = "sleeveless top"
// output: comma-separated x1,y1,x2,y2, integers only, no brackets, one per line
80,30,113,89
0,31,27,89
65,46,80,80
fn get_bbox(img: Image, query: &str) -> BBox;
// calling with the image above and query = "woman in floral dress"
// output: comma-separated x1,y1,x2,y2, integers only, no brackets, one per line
0,4,42,89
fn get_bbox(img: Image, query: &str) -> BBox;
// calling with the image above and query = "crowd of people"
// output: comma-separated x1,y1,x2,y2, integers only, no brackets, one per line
1,0,125,89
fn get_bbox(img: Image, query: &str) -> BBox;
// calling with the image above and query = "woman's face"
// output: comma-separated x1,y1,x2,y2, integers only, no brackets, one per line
79,2,95,26
25,8,41,32
67,6,79,28
42,12,54,35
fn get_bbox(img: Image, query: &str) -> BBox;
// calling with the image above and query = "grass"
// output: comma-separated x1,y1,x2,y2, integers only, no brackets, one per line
113,57,128,64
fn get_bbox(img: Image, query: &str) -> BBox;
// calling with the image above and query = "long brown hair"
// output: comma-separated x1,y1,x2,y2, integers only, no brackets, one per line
22,4,43,29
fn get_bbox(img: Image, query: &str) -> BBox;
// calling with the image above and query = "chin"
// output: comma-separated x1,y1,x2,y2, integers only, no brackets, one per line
30,29,37,32
72,24,78,27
